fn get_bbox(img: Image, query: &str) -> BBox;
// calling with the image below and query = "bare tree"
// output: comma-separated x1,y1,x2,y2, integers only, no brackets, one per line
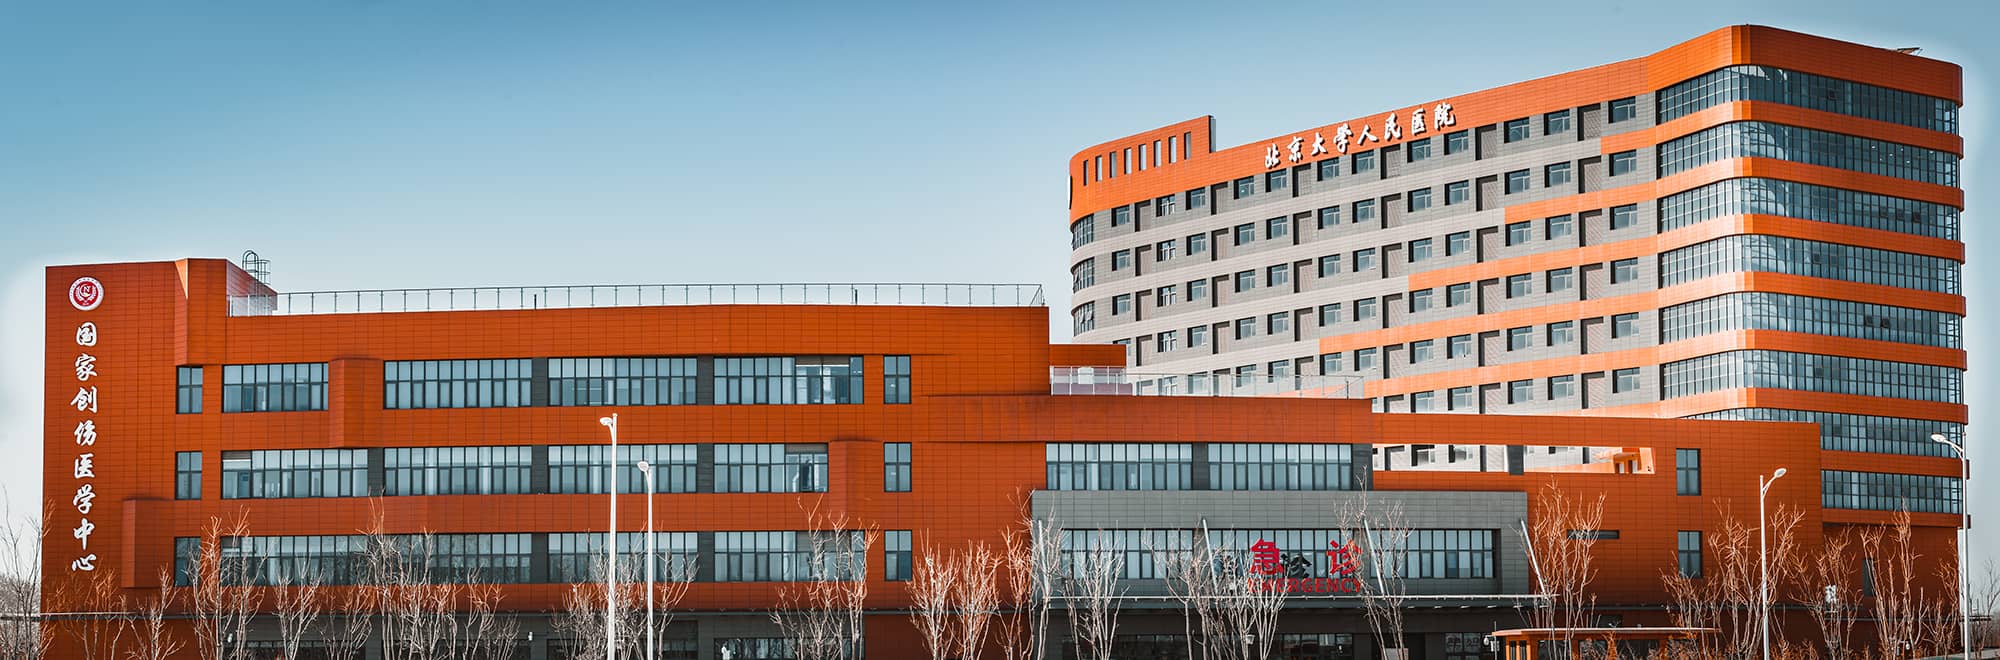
273,570,325,660
909,538,959,660
996,517,1060,660
1861,509,1927,659
1346,499,1411,659
0,497,50,660
950,541,1002,660
1157,532,1293,660
1801,530,1859,659
129,570,184,660
53,569,130,660
189,513,258,660
1059,530,1123,660
1970,558,2000,653
323,583,376,660
1660,503,1802,660
773,513,875,660
1522,485,1606,642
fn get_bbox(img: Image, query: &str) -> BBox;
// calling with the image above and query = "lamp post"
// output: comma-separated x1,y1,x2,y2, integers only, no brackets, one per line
637,459,657,660
599,414,619,660
1935,432,1971,660
1760,466,1787,660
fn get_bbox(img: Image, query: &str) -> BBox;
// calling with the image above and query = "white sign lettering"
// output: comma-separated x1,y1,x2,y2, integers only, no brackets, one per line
65,296,104,573
74,353,97,382
1261,99,1462,168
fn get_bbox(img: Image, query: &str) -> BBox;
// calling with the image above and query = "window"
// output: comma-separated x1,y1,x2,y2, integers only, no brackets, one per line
1156,285,1178,307
1449,386,1475,411
1316,205,1340,229
1188,187,1207,209
1070,259,1094,291
1609,150,1637,176
1545,214,1574,240
1411,391,1436,412
1611,258,1639,284
1111,206,1131,227
1662,350,1962,404
1317,158,1341,180
1609,97,1637,123
1549,321,1575,346
1354,199,1377,224
547,445,695,495
1319,352,1342,374
1824,470,1962,513
1157,330,1178,352
1187,233,1209,254
222,363,328,413
1355,348,1378,372
1208,444,1358,491
1188,279,1208,301
1661,234,1960,293
1446,231,1471,256
1507,326,1533,351
1613,367,1642,393
544,357,698,408
1352,150,1376,173
1545,109,1572,136
1408,187,1432,212
1045,444,1192,491
1446,283,1471,307
1445,180,1469,206
1611,204,1638,230
176,366,202,414
1507,380,1533,404
1234,318,1256,340
1233,223,1256,246
1448,335,1472,359
1353,298,1377,321
1660,291,1962,349
1189,325,1209,347
712,357,863,405
1155,239,1177,261
1410,339,1435,363
1675,449,1701,495
714,444,829,493
883,356,911,404
1409,288,1434,313
1506,274,1532,298
1267,312,1290,336
1317,255,1341,278
222,449,369,499
1317,303,1342,327
884,443,911,492
715,531,863,582
1352,248,1377,274
1266,216,1289,240
1073,303,1095,334
1155,194,1176,216
1547,267,1575,292
1545,162,1573,189
1444,130,1470,154
1267,169,1288,191
1112,294,1133,315
1612,312,1640,338
1409,238,1434,263
385,446,535,496
1678,531,1703,578
1233,270,1255,293
1504,118,1530,143
885,530,913,581
1658,65,1958,133
549,533,696,585
1505,169,1531,194
175,452,201,500
1234,177,1255,198
1111,249,1132,271
1267,265,1289,288
1659,177,1961,240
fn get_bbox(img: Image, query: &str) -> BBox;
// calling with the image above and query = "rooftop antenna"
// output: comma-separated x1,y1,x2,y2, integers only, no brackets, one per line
241,250,272,285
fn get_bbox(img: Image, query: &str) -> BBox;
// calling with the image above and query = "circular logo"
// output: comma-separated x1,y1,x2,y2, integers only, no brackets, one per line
68,277,103,311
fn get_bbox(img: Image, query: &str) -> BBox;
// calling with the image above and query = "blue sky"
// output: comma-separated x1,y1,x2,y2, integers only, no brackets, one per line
1,0,1993,558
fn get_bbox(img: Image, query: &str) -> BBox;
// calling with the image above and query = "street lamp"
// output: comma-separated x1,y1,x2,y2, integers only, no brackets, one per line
1935,432,1971,660
637,459,657,660
599,414,619,660
1760,466,1786,660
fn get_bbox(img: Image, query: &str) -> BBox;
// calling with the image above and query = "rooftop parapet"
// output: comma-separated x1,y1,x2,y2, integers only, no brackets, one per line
229,282,1047,316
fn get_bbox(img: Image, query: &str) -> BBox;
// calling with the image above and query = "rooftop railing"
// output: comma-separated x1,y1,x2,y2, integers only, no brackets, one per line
228,283,1046,316
1049,367,1362,399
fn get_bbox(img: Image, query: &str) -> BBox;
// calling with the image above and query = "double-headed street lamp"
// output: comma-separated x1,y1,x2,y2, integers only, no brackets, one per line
1760,467,1787,660
1934,432,1971,660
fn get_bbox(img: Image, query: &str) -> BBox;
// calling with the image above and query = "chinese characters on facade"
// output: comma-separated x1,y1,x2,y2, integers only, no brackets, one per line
65,279,103,573
1266,101,1457,168
1249,537,1363,594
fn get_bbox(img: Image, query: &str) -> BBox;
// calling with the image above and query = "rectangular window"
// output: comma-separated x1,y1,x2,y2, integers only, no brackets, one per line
1353,298,1377,321
1234,318,1256,340
712,357,863,405
1409,238,1433,262
1549,374,1576,399
1156,330,1178,352
1609,97,1637,123
545,358,697,407
1267,265,1289,288
1155,239,1177,261
1187,187,1207,209
1267,169,1288,191
1675,449,1701,495
1444,130,1470,154
1319,352,1343,374
1317,255,1341,278
1504,118,1530,143
1407,138,1432,162
1447,335,1473,360
1411,391,1436,412
1507,326,1533,351
1112,206,1132,227
1189,325,1209,347
1187,233,1208,254
1611,204,1638,230
222,363,329,413
884,443,911,492
1188,279,1208,301
714,444,829,493
1446,231,1471,256
1611,258,1639,284
1507,379,1533,404
1267,216,1289,240
1410,339,1435,363
1547,267,1575,292
555,445,692,496
1316,205,1340,229
1546,214,1574,240
714,531,862,582
886,530,913,581
1678,531,1703,577
1111,249,1132,271
1156,285,1177,307
1449,386,1475,411
1610,150,1638,176
1112,294,1133,315
222,449,369,499
1548,321,1575,346
883,356,911,404
1445,180,1469,206
1233,271,1255,293
1409,288,1434,313
1505,170,1531,194
1545,162,1573,189
1506,274,1532,298
1545,109,1573,136
550,532,697,584
1612,312,1640,338
1234,177,1255,198
1354,199,1377,224
1446,283,1471,307
1317,158,1341,180
1355,348,1378,371
1267,312,1290,336
1155,194,1176,216
175,452,201,500
386,446,536,496
1233,223,1255,246
1317,303,1343,327
1408,188,1432,212
1352,248,1377,274
176,366,203,414
1045,443,1193,491
1352,150,1377,173
1613,367,1642,393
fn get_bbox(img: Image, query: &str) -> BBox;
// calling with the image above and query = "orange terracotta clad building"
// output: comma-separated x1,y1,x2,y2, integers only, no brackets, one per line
42,23,1965,660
